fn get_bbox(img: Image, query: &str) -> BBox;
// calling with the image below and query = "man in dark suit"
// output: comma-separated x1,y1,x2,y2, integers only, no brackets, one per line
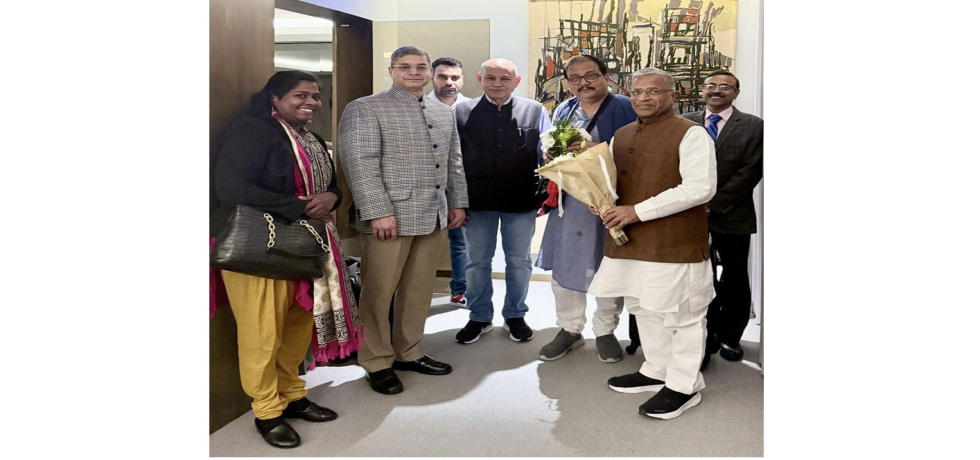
682,70,763,368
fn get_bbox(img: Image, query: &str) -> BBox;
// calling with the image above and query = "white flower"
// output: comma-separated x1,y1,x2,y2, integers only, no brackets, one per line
543,153,577,167
576,128,592,141
540,126,558,139
541,136,555,149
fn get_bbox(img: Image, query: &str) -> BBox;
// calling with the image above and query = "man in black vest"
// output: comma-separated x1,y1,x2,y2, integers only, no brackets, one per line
452,58,552,345
682,70,763,369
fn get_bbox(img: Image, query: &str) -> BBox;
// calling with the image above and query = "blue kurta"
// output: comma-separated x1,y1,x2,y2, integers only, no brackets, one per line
535,94,637,292
536,193,606,292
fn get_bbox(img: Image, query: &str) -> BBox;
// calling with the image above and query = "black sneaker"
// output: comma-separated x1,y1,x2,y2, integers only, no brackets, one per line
607,372,665,393
639,387,702,419
455,320,493,344
503,317,534,342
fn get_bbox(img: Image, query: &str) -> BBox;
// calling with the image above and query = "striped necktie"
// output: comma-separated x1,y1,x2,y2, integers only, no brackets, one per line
707,114,723,140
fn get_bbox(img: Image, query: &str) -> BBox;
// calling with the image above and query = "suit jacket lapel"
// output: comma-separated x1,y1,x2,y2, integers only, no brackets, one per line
714,107,740,148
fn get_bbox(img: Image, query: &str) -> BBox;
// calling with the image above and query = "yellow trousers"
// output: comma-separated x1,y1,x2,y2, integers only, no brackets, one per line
221,270,313,420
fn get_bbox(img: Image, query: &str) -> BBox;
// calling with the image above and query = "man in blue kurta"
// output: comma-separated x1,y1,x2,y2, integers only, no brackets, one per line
535,55,637,362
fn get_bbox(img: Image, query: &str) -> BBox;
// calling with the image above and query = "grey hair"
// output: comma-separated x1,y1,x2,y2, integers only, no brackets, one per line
479,58,520,77
630,67,675,89
390,46,431,67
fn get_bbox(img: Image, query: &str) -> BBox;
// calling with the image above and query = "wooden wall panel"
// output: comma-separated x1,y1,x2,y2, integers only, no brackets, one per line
331,15,374,241
209,0,274,434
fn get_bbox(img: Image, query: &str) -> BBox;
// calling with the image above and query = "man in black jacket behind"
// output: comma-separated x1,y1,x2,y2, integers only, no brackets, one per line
452,58,552,345
682,70,763,368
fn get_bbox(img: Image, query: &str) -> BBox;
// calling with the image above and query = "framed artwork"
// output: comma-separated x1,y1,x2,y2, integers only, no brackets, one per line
529,0,738,113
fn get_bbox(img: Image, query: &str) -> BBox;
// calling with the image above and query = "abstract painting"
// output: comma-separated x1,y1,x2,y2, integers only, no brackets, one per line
529,0,738,113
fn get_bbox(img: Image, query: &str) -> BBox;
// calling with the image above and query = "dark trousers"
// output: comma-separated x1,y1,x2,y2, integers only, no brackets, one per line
706,232,752,347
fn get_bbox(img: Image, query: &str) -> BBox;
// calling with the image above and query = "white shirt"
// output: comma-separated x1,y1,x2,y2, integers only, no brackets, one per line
590,126,717,312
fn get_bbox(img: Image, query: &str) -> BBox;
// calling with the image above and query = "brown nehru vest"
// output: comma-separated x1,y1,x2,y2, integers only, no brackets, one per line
606,110,710,263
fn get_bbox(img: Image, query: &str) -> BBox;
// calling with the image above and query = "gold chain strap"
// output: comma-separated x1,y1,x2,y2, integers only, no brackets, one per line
264,213,276,248
300,220,331,254
263,213,330,255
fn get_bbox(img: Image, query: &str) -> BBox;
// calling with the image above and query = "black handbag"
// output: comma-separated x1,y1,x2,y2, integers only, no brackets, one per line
210,205,330,280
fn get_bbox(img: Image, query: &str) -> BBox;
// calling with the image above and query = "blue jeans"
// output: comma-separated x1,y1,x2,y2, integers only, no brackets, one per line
448,227,467,296
463,209,537,322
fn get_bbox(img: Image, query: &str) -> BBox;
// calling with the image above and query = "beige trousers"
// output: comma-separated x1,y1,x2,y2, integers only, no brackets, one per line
221,270,313,420
626,297,708,395
357,229,446,372
551,280,624,335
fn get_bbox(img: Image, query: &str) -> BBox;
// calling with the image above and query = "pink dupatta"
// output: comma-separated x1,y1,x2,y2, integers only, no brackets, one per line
280,120,364,369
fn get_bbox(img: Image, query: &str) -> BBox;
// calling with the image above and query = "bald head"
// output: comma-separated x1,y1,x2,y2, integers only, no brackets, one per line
477,58,522,106
479,58,519,77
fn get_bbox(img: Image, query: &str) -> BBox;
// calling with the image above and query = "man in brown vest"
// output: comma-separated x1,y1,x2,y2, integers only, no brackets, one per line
588,68,717,420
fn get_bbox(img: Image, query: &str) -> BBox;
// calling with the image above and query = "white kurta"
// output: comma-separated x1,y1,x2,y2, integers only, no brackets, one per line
588,126,717,314
588,124,718,395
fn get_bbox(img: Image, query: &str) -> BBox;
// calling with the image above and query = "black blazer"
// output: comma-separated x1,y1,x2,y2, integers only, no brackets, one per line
683,107,763,234
210,115,342,237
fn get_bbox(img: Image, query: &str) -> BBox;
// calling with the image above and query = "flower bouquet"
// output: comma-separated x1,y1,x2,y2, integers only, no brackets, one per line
536,123,628,246
536,120,591,216
541,119,592,159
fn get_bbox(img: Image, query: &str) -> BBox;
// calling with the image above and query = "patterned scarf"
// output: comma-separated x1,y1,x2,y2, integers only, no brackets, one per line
274,113,364,368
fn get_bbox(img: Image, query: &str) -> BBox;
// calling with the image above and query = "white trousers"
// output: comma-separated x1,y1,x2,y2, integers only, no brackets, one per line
627,297,708,395
552,280,624,335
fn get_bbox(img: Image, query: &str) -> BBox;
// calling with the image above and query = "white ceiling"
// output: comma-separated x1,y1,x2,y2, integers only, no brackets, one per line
274,8,333,43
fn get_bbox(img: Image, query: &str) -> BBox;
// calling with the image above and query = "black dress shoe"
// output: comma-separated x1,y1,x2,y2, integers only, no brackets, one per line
254,416,300,448
367,368,404,394
392,355,453,375
719,342,744,361
283,397,338,422
705,332,720,355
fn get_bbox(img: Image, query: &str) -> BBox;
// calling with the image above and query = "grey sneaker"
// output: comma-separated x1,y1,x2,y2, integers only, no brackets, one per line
538,330,585,361
596,334,624,363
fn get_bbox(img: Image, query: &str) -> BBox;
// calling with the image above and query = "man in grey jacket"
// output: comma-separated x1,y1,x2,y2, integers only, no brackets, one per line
681,70,763,369
338,46,468,395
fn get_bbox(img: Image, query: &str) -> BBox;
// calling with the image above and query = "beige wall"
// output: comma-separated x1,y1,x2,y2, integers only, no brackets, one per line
358,19,490,280
372,20,490,96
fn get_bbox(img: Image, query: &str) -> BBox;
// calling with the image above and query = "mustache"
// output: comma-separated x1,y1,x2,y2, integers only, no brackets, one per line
709,93,725,98
577,86,595,91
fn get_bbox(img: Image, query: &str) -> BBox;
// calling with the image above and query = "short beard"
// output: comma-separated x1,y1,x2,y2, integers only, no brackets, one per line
437,88,459,98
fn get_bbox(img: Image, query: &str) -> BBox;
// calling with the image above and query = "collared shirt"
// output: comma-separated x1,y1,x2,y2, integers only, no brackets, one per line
426,90,471,109
703,105,734,135
565,102,600,140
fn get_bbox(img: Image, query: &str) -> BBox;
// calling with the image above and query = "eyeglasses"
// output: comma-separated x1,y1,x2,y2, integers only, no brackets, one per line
703,83,736,92
567,72,603,84
391,64,431,72
629,87,674,96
